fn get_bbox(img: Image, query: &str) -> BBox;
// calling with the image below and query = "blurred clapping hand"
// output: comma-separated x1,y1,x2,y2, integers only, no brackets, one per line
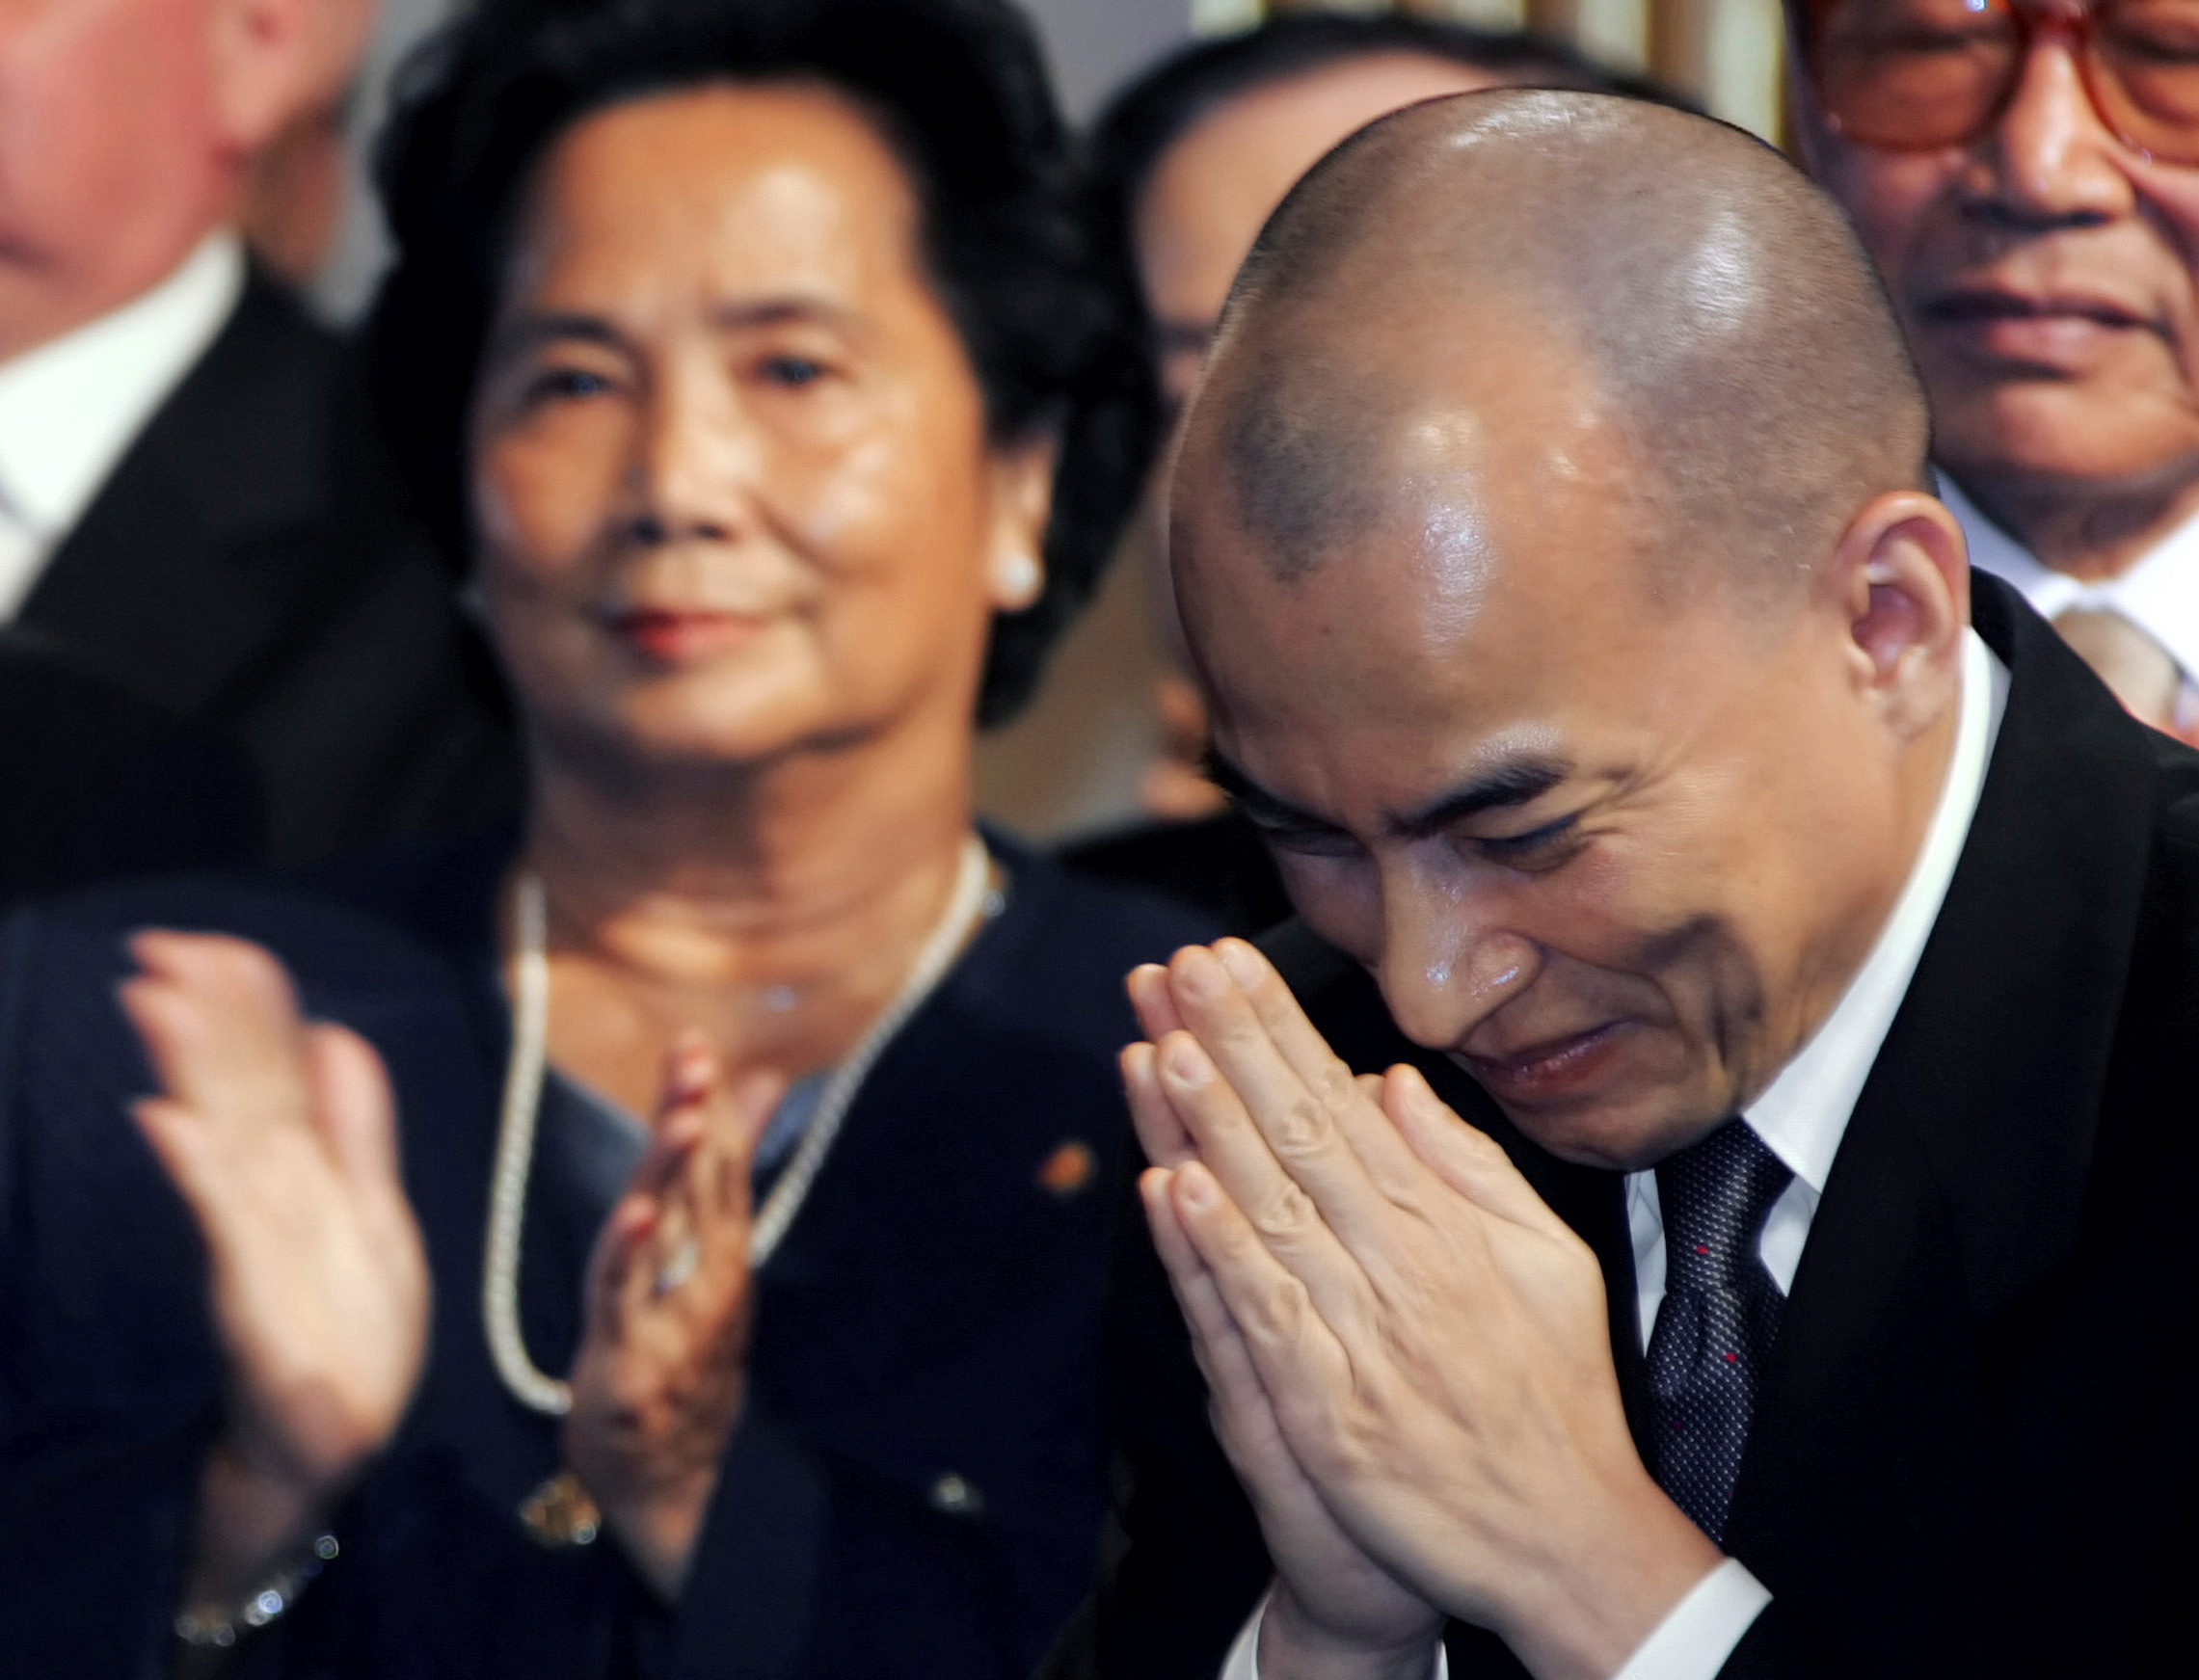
121,933,429,1617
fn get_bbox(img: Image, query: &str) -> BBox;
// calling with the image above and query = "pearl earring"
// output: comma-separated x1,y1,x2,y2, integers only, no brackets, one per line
996,550,1043,608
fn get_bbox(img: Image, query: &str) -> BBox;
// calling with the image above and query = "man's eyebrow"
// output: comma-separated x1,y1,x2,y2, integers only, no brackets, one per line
1391,757,1571,838
1204,750,1337,832
1204,748,1573,839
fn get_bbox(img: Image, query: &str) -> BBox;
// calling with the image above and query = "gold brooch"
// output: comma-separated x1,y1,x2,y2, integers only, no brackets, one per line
1036,1139,1096,1198
519,1470,602,1548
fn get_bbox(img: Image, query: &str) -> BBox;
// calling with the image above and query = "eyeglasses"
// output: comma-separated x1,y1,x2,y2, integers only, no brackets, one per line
1800,0,2199,165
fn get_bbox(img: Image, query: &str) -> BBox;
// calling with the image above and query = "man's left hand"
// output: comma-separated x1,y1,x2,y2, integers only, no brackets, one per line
1126,940,1721,1680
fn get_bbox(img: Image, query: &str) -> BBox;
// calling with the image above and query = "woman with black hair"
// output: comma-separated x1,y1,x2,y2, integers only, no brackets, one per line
0,2,1203,1676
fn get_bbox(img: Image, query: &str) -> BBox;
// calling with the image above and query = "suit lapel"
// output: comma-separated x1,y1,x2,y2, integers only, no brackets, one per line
1721,576,2160,1644
15,279,325,714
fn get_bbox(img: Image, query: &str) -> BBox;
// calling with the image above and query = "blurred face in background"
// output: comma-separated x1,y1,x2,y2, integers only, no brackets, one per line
1136,52,1508,424
0,0,343,360
1792,0,2199,547
469,82,1053,787
1126,52,1505,817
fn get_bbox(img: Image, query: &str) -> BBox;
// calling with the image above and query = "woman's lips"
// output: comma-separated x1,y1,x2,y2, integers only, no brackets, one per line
1462,1020,1632,1106
606,608,767,663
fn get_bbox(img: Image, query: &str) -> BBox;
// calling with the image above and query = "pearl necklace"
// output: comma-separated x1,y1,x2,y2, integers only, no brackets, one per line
483,835,998,1416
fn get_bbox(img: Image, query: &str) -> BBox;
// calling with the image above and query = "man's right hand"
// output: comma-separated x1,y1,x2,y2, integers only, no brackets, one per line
121,932,429,1613
1124,962,1444,1680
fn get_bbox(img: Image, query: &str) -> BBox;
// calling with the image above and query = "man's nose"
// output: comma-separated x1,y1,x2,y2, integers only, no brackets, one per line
1372,872,1540,1053
626,364,758,546
1971,36,2131,229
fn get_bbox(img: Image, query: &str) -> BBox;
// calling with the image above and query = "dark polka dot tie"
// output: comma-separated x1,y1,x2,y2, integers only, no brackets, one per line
1644,1118,1793,1546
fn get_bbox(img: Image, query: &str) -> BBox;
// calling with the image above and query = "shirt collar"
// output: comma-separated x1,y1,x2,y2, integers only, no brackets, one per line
1939,471,2199,683
1740,627,2008,1193
0,233,245,539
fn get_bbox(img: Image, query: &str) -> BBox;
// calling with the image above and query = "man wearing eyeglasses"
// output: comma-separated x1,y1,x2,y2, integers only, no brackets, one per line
1791,0,2199,737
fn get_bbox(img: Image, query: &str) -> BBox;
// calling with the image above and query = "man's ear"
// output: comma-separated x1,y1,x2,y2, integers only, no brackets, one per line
985,429,1059,614
1828,489,1970,741
206,0,374,159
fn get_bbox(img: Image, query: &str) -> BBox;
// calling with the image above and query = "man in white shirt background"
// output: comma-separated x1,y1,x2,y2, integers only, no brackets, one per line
0,0,516,863
1788,0,2199,742
1086,92,2199,1680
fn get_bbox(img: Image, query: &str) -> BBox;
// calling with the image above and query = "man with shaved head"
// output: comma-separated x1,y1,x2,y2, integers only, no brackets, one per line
1088,91,2199,1680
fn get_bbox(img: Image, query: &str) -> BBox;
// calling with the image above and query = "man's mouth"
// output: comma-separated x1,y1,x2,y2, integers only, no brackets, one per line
1460,1020,1632,1105
1919,285,2163,364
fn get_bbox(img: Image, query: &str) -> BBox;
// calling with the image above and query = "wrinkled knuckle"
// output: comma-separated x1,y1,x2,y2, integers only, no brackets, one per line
1314,1058,1357,1110
1250,1178,1315,1241
1270,1094,1331,1158
1212,1012,1262,1055
1261,1272,1309,1338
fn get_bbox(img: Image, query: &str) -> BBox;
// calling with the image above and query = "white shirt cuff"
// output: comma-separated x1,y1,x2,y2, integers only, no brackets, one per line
1220,1590,1448,1680
1612,1559,1772,1680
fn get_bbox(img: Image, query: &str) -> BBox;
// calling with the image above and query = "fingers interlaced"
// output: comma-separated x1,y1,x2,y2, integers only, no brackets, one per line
1156,1160,1360,1452
599,1037,780,1330
1209,941,1436,1198
1155,944,1420,1252
1140,1168,1303,1487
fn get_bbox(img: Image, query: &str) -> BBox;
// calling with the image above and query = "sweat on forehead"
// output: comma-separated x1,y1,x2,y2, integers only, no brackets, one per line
1182,89,1931,596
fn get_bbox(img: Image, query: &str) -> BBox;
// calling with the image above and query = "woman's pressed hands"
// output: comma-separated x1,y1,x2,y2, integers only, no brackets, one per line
563,1036,783,1601
119,932,430,1611
1120,941,1722,1680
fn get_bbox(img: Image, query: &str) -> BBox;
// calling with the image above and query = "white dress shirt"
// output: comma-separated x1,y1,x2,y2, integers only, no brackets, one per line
1940,473,2199,730
1222,628,2009,1680
0,233,244,620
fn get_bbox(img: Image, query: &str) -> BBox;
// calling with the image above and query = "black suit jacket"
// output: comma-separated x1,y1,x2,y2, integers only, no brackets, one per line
1059,809,1294,940
0,636,263,904
14,272,519,863
1091,575,2199,1678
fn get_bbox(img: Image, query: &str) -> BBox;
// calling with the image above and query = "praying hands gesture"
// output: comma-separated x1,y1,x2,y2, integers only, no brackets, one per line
564,1040,782,1600
1122,941,1720,1680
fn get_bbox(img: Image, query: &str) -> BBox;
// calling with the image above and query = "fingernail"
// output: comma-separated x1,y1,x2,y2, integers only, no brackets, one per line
1174,947,1223,1000
1215,941,1260,987
1178,1164,1217,1209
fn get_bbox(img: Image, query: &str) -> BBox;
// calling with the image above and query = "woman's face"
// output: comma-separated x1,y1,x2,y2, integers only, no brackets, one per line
469,82,1051,776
